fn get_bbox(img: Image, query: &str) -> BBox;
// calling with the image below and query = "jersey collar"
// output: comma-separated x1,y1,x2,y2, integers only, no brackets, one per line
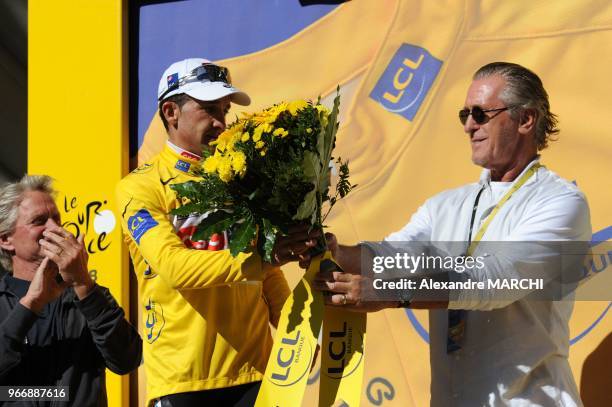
163,141,202,175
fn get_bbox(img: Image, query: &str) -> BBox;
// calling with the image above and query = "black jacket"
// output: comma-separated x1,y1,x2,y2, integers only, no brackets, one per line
0,276,142,406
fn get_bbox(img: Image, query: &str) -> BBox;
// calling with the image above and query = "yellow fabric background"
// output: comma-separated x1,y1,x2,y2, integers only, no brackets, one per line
139,1,611,405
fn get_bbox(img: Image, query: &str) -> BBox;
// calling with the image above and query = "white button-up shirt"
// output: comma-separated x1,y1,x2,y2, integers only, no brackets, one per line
386,159,591,406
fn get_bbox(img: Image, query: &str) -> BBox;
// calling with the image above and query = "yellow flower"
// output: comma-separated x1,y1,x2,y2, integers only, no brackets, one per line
215,129,237,151
217,156,234,183
203,156,219,174
255,140,265,149
260,149,267,156
253,126,264,142
273,127,289,138
230,151,247,175
241,132,250,142
306,128,312,134
315,104,330,114
288,100,308,115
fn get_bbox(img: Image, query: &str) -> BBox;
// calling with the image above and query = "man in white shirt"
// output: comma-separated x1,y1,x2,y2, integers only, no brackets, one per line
316,62,591,406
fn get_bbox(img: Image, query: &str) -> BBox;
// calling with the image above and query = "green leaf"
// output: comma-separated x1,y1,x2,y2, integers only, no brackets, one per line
318,162,330,197
322,91,341,164
301,151,321,181
229,214,257,257
171,203,201,217
192,210,238,241
293,189,317,220
170,181,201,200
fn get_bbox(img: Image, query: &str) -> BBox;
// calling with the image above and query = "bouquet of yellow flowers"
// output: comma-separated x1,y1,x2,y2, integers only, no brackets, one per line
171,92,355,261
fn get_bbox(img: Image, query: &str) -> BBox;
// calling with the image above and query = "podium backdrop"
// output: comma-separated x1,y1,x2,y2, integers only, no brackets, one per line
30,1,611,405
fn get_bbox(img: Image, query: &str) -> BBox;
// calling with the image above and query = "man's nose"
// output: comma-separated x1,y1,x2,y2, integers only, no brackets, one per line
214,115,226,131
463,114,480,134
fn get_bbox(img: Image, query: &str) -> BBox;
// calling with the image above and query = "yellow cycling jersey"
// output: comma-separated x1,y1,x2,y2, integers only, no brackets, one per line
116,144,290,405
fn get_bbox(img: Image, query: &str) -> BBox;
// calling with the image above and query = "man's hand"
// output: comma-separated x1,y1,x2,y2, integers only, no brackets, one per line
270,224,321,266
20,257,71,313
39,225,94,299
312,265,396,312
312,233,398,312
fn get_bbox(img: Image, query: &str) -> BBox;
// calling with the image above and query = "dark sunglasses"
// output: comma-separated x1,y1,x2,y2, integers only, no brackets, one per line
458,106,510,125
159,64,232,100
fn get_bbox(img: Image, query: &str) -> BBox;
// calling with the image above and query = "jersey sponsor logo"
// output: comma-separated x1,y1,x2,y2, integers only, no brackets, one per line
127,208,158,244
180,150,201,161
145,298,165,343
370,44,442,121
174,160,191,172
143,261,157,279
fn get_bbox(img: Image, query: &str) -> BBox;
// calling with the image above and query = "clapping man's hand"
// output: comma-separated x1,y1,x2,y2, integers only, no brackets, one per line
38,225,94,300
19,257,71,313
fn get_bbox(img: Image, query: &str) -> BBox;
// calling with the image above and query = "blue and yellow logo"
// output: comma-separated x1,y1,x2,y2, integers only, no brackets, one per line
370,44,442,121
127,208,158,244
175,160,191,172
145,298,165,343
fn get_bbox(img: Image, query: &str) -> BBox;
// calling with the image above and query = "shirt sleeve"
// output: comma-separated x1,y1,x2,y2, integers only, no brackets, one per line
261,264,291,328
0,303,38,381
74,285,143,375
116,179,264,290
385,200,433,242
449,188,592,310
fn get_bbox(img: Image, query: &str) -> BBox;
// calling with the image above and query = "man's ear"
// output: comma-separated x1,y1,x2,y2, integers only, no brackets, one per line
161,101,181,129
518,108,537,136
0,234,14,252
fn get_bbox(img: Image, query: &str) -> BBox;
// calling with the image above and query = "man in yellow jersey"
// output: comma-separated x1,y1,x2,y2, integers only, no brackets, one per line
116,58,319,407
317,62,591,406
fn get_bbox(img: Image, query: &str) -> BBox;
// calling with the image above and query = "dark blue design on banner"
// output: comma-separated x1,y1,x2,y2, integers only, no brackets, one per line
128,209,158,244
370,44,442,121
366,377,395,405
138,0,339,147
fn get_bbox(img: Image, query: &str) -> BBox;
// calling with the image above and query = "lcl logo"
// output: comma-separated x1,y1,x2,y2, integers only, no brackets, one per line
325,320,364,379
270,329,311,386
327,322,348,375
370,44,443,121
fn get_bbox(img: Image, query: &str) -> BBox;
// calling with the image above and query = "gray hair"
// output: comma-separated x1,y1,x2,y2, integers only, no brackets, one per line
0,175,54,272
473,62,559,150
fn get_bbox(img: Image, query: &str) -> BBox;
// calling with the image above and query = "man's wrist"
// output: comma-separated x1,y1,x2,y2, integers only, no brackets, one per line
73,278,95,300
19,295,45,314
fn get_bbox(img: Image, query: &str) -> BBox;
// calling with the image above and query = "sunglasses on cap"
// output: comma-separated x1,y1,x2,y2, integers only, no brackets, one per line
458,106,512,125
159,64,232,100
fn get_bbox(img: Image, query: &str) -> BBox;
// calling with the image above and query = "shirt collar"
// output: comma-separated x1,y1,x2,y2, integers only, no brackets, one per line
166,140,203,161
478,156,541,187
163,142,203,175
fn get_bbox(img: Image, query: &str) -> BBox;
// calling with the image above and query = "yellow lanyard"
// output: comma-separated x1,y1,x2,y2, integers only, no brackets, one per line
466,163,541,256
